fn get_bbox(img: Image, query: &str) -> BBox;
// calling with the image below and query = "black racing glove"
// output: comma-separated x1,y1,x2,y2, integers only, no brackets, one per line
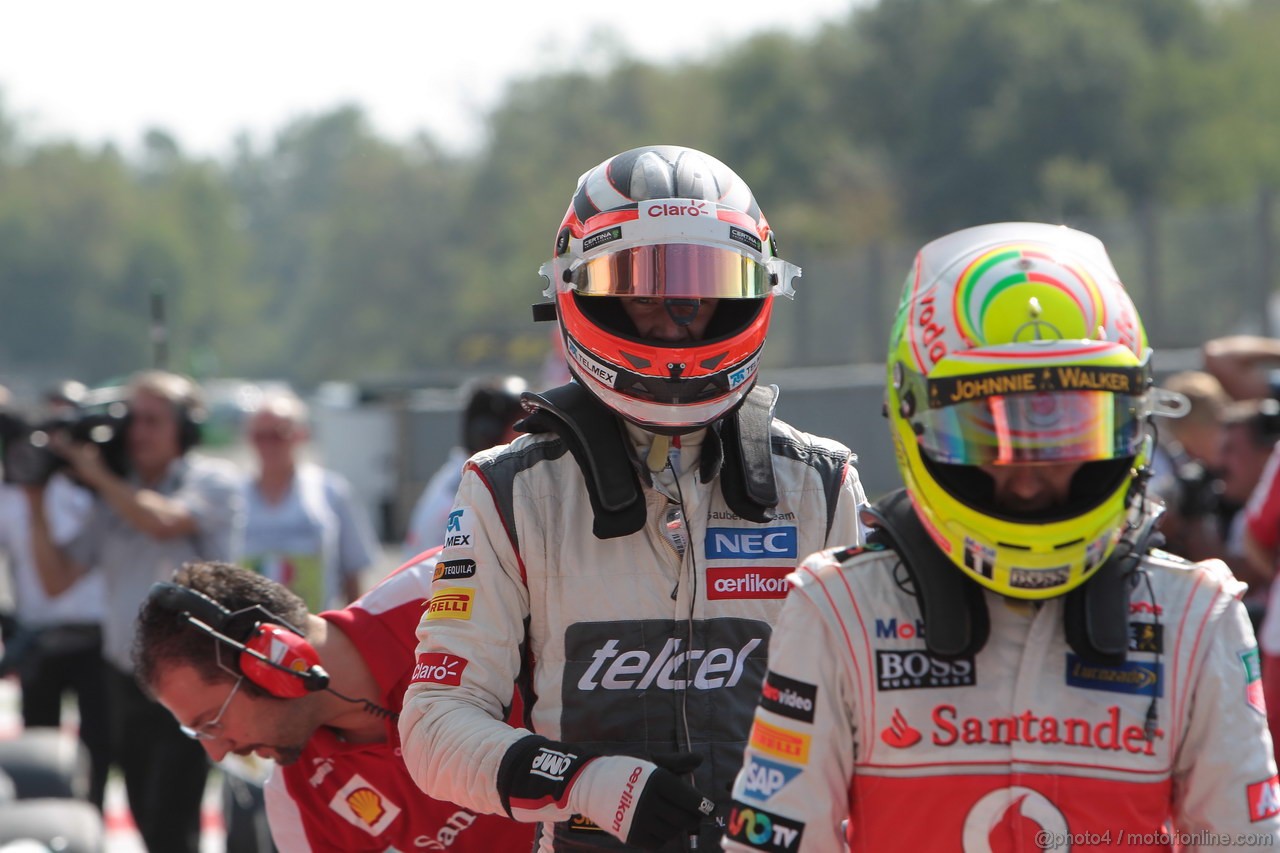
497,734,714,848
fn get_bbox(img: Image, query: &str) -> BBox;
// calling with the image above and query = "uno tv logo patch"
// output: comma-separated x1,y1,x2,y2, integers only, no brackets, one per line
705,527,798,560
726,802,805,851
426,587,474,621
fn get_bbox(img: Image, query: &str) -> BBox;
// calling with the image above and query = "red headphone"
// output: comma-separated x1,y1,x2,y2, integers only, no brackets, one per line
147,581,329,699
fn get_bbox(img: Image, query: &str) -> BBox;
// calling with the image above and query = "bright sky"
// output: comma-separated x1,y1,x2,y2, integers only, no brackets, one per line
0,0,858,159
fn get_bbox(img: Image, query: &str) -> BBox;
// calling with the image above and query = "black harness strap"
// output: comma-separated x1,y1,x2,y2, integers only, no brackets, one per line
864,488,1154,665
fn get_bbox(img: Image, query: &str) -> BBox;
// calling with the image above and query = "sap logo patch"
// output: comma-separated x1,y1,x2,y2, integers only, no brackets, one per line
426,588,474,621
759,671,817,723
443,510,472,549
434,559,477,582
705,527,798,560
411,653,468,686
1128,621,1162,654
1065,654,1162,697
1248,775,1280,822
726,802,805,851
707,567,791,600
875,650,974,690
749,719,810,764
1242,647,1267,716
330,774,401,835
742,756,801,801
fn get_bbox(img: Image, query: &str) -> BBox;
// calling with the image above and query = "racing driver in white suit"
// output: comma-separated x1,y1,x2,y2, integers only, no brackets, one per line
399,145,866,851
725,222,1280,852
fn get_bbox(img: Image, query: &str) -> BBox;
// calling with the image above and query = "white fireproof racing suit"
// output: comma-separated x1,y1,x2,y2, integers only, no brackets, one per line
724,544,1280,852
399,419,865,851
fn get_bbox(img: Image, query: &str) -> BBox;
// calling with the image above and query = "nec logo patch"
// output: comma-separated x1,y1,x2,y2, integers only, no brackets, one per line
707,567,791,600
705,527,798,560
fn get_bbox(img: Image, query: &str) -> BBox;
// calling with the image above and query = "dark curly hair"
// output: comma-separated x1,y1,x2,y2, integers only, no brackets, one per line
133,560,310,700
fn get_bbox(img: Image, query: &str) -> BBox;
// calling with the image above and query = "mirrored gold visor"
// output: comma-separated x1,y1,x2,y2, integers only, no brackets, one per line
915,390,1145,465
569,244,773,298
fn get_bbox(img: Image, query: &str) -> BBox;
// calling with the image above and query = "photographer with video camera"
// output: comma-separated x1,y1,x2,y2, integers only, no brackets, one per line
23,370,243,853
0,381,109,811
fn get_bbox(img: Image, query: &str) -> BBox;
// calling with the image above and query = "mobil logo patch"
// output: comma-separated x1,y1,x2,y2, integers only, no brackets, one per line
741,756,802,801
444,510,473,549
707,567,791,600
705,527,798,560
411,653,468,686
874,617,926,640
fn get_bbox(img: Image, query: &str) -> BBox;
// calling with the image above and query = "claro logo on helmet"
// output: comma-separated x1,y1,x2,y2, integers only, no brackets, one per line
646,201,708,218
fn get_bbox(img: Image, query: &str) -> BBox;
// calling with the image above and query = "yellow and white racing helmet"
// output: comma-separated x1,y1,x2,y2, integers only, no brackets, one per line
886,222,1181,599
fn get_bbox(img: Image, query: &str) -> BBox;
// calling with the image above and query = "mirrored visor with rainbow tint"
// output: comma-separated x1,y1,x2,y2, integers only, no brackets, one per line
568,244,776,299
914,389,1146,465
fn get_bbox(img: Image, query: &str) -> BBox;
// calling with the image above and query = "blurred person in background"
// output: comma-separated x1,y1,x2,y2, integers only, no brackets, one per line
1146,369,1230,560
133,558,534,852
399,144,867,850
23,369,242,853
239,387,379,611
0,381,108,809
726,222,1279,850
1239,401,1280,764
1217,399,1280,627
402,375,528,558
1203,333,1280,402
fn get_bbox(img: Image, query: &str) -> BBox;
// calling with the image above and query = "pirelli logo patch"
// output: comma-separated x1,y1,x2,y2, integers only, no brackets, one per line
426,587,474,620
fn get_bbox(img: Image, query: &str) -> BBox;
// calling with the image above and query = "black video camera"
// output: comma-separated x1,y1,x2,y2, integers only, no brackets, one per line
0,403,131,487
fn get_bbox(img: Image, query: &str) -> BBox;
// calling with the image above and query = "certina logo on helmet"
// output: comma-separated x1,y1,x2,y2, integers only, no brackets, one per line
646,201,708,218
414,809,477,850
705,527,798,560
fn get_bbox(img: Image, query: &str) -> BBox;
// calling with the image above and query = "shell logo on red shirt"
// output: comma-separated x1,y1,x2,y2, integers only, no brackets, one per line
329,773,401,836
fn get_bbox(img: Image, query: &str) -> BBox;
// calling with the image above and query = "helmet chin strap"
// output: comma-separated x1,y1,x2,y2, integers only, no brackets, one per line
664,298,701,327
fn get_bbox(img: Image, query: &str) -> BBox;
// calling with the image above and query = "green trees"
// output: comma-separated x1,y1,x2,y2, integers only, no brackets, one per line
3,0,1280,386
